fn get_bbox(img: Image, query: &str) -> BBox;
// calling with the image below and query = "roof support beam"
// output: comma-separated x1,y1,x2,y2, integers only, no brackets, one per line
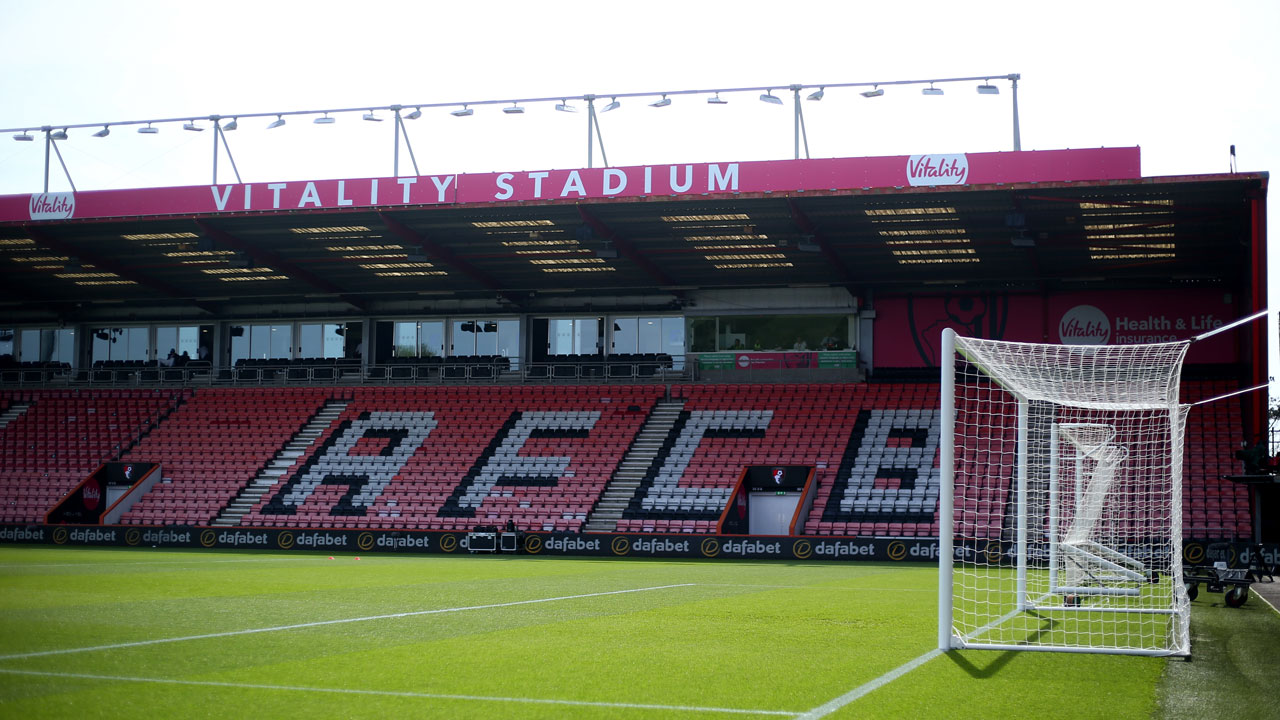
576,206,674,287
25,227,219,315
377,212,526,308
193,220,368,312
787,199,855,284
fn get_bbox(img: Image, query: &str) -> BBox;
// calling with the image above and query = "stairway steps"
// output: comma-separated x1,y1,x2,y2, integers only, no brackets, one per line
584,397,685,533
210,398,349,527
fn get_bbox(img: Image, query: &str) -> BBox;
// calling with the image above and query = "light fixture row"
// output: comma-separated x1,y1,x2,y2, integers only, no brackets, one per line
8,79,1006,141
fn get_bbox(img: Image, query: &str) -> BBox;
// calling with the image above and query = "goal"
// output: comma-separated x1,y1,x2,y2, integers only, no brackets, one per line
937,328,1192,656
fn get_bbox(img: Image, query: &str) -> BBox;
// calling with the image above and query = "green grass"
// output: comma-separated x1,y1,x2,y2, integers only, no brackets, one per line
0,546,1275,719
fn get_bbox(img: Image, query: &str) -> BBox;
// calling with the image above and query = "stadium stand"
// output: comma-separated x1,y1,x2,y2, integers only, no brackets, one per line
617,383,866,534
240,385,662,532
0,389,182,523
1184,380,1251,539
0,380,1255,540
117,388,329,526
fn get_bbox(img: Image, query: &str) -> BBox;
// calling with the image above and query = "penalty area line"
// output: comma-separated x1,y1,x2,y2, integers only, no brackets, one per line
797,648,943,719
0,668,798,717
0,583,695,661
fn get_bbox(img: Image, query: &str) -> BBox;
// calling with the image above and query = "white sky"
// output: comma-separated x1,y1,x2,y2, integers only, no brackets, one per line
1,0,1277,391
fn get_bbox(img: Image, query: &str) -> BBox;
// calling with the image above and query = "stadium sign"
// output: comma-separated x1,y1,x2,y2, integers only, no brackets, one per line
2,524,1275,566
0,147,1140,224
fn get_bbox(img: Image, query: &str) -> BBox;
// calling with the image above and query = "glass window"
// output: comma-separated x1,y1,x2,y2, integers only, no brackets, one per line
90,327,144,363
394,322,417,358
230,323,293,362
299,323,345,359
249,325,270,359
29,328,77,366
662,317,685,369
125,327,148,361
577,318,599,355
391,321,443,358
269,325,291,359
321,324,343,359
687,317,717,352
178,326,201,360
157,326,201,364
611,318,637,354
685,314,851,352
156,327,178,361
638,317,662,352
20,329,41,362
548,318,574,355
0,328,12,358
299,324,323,358
229,326,249,364
451,320,477,356
613,315,681,358
474,320,498,356
418,321,443,358
496,320,519,369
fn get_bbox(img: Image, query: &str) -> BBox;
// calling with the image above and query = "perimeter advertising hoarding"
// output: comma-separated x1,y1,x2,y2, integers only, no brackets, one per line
0,523,938,562
698,351,858,371
0,148,1140,224
3,524,1275,568
873,288,1240,367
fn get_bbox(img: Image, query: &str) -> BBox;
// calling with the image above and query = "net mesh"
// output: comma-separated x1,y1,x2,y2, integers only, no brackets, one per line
946,334,1191,655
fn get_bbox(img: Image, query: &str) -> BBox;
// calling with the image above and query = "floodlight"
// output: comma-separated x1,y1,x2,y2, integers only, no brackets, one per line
707,93,728,105
314,113,336,124
555,100,577,112
405,107,422,119
223,117,238,131
977,82,1000,95
807,87,825,101
451,105,474,117
267,115,286,129
503,103,525,114
49,128,68,140
922,84,944,96
92,126,110,138
138,123,160,134
363,110,383,122
861,86,884,98
759,91,784,105
649,94,671,108
182,121,204,132
13,131,33,141
602,97,620,112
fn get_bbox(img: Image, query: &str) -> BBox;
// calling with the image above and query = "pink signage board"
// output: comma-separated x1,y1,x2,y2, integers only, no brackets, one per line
873,289,1241,368
0,147,1140,224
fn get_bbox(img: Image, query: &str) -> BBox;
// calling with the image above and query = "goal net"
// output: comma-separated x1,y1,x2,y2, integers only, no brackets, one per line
938,329,1191,656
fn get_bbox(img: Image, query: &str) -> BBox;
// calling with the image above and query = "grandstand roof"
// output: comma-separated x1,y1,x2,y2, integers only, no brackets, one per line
0,148,1266,321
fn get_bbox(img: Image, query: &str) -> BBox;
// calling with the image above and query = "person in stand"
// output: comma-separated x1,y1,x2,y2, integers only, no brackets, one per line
178,350,191,367
793,337,808,350
160,348,177,367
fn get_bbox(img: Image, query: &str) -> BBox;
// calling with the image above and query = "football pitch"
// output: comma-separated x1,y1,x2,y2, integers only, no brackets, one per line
0,547,1276,719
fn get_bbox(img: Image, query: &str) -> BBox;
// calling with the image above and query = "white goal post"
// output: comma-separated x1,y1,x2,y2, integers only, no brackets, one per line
937,328,1193,657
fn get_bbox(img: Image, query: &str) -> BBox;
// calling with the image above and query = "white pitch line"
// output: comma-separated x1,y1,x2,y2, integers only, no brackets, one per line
0,583,695,661
796,648,942,719
699,583,933,593
0,668,798,717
